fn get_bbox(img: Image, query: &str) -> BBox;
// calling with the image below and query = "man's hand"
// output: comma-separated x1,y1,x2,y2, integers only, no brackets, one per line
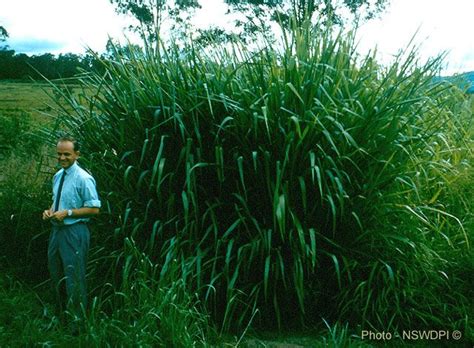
42,209,53,220
51,210,68,222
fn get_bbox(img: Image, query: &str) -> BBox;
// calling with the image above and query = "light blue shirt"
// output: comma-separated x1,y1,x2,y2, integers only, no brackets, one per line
52,161,101,225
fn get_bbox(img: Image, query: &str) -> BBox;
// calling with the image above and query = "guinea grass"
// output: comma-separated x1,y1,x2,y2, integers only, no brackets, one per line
35,17,474,341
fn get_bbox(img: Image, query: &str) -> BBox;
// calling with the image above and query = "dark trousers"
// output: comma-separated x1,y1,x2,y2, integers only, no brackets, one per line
48,222,90,316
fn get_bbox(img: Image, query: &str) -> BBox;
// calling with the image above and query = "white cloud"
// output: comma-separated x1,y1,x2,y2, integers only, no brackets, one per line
356,0,474,74
0,0,130,54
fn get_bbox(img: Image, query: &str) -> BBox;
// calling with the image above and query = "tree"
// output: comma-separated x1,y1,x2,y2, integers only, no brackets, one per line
0,26,8,42
110,0,201,41
29,53,57,79
225,0,390,31
56,53,84,78
0,49,15,79
109,0,390,44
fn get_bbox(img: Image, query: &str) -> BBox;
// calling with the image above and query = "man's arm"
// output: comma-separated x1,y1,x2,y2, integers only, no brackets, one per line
51,207,100,222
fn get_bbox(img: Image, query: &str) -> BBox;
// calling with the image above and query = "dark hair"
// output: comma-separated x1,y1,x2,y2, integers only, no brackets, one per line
57,135,80,152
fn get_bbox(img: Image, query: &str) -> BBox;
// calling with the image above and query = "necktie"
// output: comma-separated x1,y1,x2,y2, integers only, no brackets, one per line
54,171,66,212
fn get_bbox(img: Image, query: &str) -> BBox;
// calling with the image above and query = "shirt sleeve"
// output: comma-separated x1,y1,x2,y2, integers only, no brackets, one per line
81,176,101,208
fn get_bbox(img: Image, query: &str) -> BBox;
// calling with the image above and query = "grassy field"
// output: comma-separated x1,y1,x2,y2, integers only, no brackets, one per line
0,81,60,122
0,24,472,346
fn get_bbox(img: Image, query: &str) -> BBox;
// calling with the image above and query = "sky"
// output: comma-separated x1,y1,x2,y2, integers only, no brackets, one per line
0,0,472,75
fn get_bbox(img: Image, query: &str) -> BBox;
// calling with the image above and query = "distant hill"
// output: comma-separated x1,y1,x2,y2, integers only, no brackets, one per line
461,71,474,93
435,71,474,94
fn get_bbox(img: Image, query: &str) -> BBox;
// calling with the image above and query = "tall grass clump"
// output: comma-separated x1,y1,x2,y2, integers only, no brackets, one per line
81,238,210,346
0,109,52,280
45,20,472,335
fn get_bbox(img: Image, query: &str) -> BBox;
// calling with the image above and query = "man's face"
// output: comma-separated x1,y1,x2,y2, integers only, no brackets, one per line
57,141,79,169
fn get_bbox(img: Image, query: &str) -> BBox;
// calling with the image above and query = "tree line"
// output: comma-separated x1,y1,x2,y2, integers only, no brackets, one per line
0,49,104,80
0,24,105,81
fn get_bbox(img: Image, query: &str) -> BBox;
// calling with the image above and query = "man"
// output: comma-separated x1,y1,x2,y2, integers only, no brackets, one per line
42,135,100,317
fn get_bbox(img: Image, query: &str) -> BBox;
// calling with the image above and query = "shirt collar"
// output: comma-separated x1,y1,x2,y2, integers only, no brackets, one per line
64,161,79,175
